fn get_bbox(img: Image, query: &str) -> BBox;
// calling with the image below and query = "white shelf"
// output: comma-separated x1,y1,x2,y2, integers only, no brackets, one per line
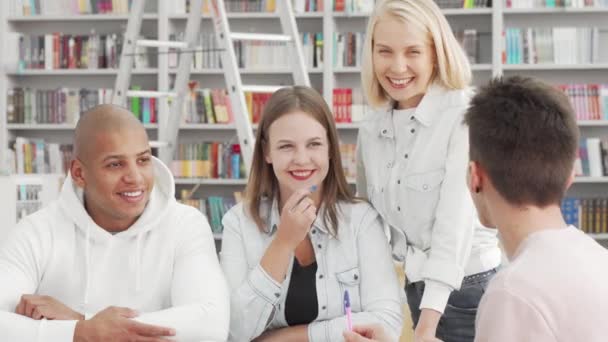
573,177,608,184
180,68,323,75
174,178,247,185
180,124,238,130
334,64,491,73
179,123,359,130
332,8,492,18
441,8,493,15
589,233,608,240
6,69,158,76
170,12,324,19
7,124,158,130
7,14,158,22
503,7,608,14
578,120,608,127
503,64,608,71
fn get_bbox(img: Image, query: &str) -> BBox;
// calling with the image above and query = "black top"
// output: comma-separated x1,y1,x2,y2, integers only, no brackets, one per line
285,259,319,326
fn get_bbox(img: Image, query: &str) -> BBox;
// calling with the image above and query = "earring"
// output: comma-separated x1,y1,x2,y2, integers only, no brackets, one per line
475,187,480,193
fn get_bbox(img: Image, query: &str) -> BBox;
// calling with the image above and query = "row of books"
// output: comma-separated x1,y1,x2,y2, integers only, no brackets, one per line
177,0,276,14
436,0,492,7
9,138,73,175
332,88,369,123
340,143,356,181
9,0,132,15
505,0,608,8
178,191,243,235
503,27,602,65
293,0,324,12
170,142,246,179
575,137,608,177
181,85,235,124
16,184,46,222
333,0,374,12
168,32,324,70
9,32,150,71
6,87,157,124
558,84,608,121
562,197,608,235
455,30,482,65
333,32,365,68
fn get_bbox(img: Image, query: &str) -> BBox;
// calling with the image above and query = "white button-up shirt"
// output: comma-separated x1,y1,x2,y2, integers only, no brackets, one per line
356,83,502,313
220,199,403,342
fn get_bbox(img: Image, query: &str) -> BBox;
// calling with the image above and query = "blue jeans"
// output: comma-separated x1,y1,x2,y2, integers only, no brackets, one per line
405,268,498,342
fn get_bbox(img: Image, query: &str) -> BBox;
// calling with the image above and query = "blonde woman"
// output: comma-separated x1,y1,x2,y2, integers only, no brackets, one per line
357,1,502,341
220,86,403,342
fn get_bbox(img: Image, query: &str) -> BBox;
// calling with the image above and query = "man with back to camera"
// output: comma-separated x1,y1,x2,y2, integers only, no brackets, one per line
466,76,608,342
0,104,229,341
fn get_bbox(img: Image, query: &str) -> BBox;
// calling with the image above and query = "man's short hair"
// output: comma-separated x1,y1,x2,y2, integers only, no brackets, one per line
464,76,579,207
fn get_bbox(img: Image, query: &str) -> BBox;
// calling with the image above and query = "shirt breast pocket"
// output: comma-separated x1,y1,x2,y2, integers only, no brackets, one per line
336,267,361,312
401,169,445,227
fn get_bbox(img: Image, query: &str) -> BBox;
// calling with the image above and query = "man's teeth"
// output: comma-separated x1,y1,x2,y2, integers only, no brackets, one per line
121,191,143,197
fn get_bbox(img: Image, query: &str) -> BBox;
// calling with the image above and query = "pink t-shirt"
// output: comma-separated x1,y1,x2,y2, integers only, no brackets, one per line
475,226,608,342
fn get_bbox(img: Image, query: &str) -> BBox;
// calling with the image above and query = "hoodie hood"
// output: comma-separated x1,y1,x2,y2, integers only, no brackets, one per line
58,156,176,311
59,156,175,240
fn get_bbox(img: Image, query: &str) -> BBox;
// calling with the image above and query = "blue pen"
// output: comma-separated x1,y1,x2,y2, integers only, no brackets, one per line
344,290,352,331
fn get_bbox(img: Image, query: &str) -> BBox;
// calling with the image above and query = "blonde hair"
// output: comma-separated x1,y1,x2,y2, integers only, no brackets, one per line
361,0,472,108
245,86,355,235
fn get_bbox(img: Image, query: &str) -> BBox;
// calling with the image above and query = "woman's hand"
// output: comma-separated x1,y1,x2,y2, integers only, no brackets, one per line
275,187,317,250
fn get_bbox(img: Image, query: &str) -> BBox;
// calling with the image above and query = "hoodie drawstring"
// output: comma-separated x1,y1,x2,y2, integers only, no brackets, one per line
83,223,91,311
135,233,143,293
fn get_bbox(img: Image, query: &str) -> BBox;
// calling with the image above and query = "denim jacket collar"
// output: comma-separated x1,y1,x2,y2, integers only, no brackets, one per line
377,83,452,140
261,196,333,236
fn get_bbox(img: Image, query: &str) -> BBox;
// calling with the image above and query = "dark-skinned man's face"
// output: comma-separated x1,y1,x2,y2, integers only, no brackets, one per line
72,127,154,230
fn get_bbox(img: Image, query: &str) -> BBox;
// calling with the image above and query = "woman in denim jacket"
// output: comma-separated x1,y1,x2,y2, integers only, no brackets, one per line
220,86,403,342
356,1,502,341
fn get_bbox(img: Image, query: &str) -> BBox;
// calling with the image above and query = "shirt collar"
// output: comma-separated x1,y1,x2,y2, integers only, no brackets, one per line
262,196,332,236
377,82,452,137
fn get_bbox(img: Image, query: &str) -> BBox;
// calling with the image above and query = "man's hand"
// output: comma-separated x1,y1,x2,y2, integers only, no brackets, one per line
74,306,176,342
343,324,392,342
414,309,444,342
15,294,84,320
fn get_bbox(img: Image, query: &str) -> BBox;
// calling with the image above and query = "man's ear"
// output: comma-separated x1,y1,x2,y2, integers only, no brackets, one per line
565,168,576,190
70,158,86,189
468,161,483,194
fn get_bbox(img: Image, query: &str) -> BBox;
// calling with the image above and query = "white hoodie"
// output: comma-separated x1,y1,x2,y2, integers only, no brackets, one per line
0,157,230,342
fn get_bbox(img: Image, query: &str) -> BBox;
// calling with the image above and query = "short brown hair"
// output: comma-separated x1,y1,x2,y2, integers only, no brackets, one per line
245,86,355,234
464,76,579,206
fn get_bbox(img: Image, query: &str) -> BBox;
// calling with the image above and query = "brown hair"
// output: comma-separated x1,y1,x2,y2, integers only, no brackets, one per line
464,76,579,206
245,86,355,234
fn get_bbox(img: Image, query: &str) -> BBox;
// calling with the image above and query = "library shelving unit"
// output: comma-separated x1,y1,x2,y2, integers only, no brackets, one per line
1,1,608,241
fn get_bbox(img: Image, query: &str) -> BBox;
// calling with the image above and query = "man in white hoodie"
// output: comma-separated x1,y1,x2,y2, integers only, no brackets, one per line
0,104,230,341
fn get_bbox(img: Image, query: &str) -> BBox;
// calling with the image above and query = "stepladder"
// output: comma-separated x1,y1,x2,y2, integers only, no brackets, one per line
112,0,310,177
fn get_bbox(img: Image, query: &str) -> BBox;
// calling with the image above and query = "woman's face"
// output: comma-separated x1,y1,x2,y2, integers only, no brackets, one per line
264,111,330,201
373,15,435,109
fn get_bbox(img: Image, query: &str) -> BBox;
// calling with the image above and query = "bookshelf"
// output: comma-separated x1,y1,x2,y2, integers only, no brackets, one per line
1,0,608,241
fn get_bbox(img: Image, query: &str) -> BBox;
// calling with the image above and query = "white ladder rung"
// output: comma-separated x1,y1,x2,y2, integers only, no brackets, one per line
242,85,283,93
136,39,188,49
126,90,176,98
149,141,170,148
230,32,292,42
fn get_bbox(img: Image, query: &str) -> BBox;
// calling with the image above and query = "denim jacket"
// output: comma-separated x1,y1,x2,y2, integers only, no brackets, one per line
220,199,403,342
356,84,501,313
